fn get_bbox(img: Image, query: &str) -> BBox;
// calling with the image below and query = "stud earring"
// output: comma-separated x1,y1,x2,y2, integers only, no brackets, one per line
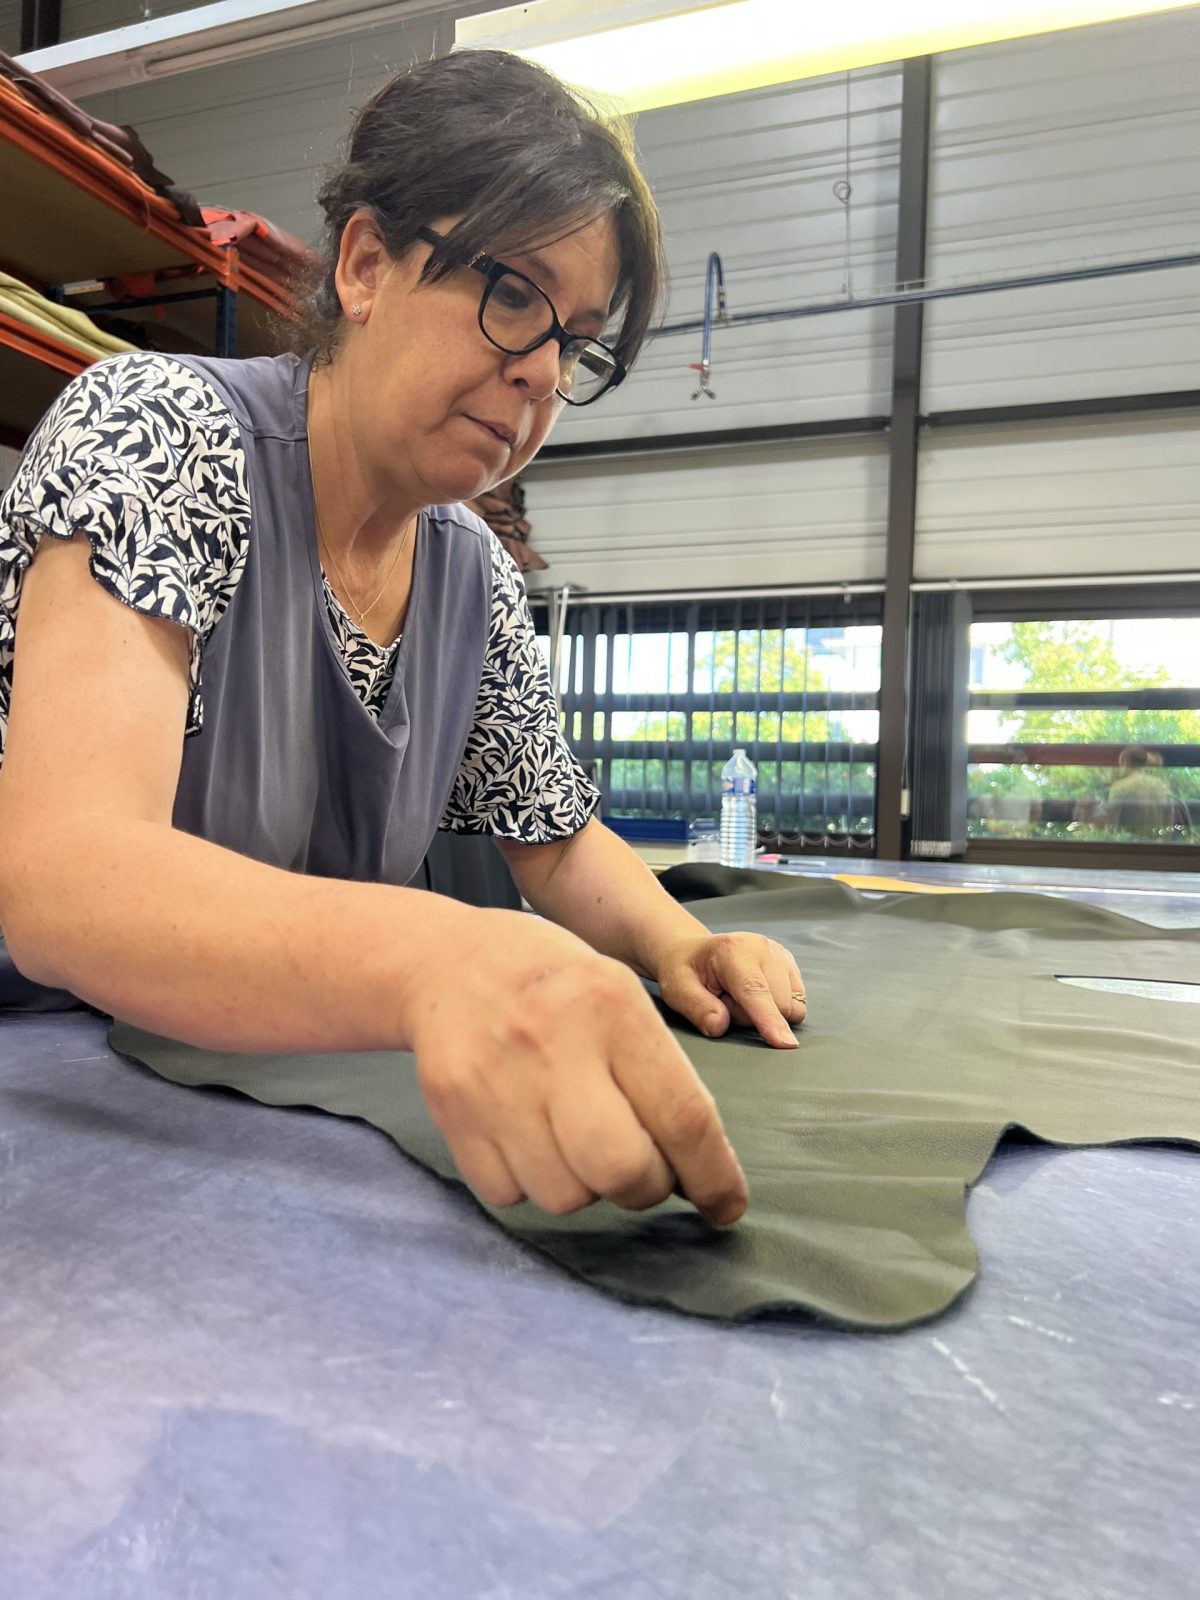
350,304,362,317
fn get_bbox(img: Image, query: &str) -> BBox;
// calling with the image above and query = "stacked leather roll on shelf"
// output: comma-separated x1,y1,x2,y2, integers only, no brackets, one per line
0,271,135,362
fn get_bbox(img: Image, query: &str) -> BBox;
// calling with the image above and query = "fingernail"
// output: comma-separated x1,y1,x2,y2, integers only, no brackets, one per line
703,1014,722,1036
712,1194,748,1227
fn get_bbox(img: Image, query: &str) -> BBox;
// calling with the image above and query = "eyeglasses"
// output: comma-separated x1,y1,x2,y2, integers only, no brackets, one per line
416,226,625,406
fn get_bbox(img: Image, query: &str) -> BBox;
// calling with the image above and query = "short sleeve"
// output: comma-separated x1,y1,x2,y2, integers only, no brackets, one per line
440,535,601,842
0,352,251,746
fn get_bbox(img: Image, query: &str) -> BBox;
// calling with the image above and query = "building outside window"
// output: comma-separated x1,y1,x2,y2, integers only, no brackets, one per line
966,617,1199,847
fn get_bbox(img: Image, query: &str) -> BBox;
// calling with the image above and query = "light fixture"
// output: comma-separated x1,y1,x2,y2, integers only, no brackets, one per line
19,0,451,98
455,0,1200,111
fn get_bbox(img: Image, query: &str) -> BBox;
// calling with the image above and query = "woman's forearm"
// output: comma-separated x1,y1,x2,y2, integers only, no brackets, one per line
1,813,472,1053
508,820,708,979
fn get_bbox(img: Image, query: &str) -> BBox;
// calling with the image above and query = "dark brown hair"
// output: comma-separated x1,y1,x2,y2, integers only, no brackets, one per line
296,49,664,372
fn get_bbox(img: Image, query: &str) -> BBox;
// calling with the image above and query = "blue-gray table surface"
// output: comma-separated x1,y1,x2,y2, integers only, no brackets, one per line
2,863,1198,1600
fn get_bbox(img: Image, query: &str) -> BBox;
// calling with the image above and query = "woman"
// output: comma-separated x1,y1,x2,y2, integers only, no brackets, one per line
0,50,806,1226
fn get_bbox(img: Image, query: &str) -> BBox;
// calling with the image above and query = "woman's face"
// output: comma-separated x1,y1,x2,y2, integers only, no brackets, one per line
333,210,622,510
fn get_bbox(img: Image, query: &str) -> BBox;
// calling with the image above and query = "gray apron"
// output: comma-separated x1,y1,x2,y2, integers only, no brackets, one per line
1,350,491,1007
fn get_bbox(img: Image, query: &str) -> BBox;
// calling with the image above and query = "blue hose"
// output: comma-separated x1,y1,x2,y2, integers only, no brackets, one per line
691,251,727,399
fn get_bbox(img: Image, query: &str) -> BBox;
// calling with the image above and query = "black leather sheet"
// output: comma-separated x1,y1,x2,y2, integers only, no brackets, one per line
110,878,1200,1328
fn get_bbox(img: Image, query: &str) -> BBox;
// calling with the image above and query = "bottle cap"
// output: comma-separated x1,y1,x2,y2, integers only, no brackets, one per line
733,748,745,755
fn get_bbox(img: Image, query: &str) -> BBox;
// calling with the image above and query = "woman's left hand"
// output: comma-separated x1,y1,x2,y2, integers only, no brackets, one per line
655,932,806,1050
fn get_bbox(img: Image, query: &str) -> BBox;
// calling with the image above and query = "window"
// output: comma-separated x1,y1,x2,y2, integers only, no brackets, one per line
537,597,882,846
966,618,1200,846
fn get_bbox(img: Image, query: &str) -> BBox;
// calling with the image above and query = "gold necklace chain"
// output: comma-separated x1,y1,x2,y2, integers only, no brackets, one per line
316,512,410,627
307,427,412,628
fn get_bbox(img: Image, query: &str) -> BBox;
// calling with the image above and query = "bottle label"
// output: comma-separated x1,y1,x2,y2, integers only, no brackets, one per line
721,777,757,796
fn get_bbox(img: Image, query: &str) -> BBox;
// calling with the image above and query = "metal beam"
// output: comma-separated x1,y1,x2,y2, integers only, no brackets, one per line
966,837,1200,872
914,573,1200,595
925,390,1200,428
967,581,1200,620
215,286,238,359
533,391,1196,471
535,415,889,464
876,55,932,861
529,583,884,607
605,787,874,815
969,742,1200,768
557,691,878,714
604,741,872,762
971,688,1200,711
81,289,224,314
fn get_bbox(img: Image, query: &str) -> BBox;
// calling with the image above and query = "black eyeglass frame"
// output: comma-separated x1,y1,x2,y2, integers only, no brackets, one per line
415,225,626,406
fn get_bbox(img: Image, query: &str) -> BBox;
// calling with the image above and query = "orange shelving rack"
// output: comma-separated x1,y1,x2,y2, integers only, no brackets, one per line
0,72,299,442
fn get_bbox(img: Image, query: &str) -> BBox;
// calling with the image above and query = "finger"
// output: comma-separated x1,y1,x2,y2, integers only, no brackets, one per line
722,994,757,1029
712,942,797,1050
749,940,809,1028
759,940,807,1026
613,999,749,1226
784,956,808,1024
657,963,731,1039
549,1072,675,1212
723,991,804,1030
500,1115,596,1218
724,992,805,1030
449,1134,526,1210
723,993,784,1031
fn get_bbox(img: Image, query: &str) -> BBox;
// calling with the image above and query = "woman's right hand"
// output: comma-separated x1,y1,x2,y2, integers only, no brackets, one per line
399,907,749,1225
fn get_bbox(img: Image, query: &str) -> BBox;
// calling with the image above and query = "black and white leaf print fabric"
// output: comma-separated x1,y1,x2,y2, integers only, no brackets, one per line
0,353,250,754
320,571,400,718
0,352,598,846
441,537,600,843
323,529,598,841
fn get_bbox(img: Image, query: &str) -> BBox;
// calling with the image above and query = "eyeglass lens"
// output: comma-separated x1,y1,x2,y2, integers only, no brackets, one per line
482,271,617,402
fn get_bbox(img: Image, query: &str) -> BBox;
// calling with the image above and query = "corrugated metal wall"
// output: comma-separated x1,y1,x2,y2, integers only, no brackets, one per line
0,0,22,54
75,35,901,594
60,0,214,44
550,70,900,444
525,438,889,596
74,3,508,240
915,9,1200,582
915,415,1199,582
923,11,1200,411
527,68,901,591
79,29,440,241
29,4,1200,592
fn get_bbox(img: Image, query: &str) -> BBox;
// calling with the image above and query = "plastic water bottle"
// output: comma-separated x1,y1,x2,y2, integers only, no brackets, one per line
720,749,757,868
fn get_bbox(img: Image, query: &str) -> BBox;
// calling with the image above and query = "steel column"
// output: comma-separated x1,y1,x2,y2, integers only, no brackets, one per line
215,285,238,358
876,56,933,860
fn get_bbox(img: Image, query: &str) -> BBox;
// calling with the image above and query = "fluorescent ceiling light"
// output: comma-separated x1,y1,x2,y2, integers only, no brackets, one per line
18,0,448,98
456,0,1200,111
